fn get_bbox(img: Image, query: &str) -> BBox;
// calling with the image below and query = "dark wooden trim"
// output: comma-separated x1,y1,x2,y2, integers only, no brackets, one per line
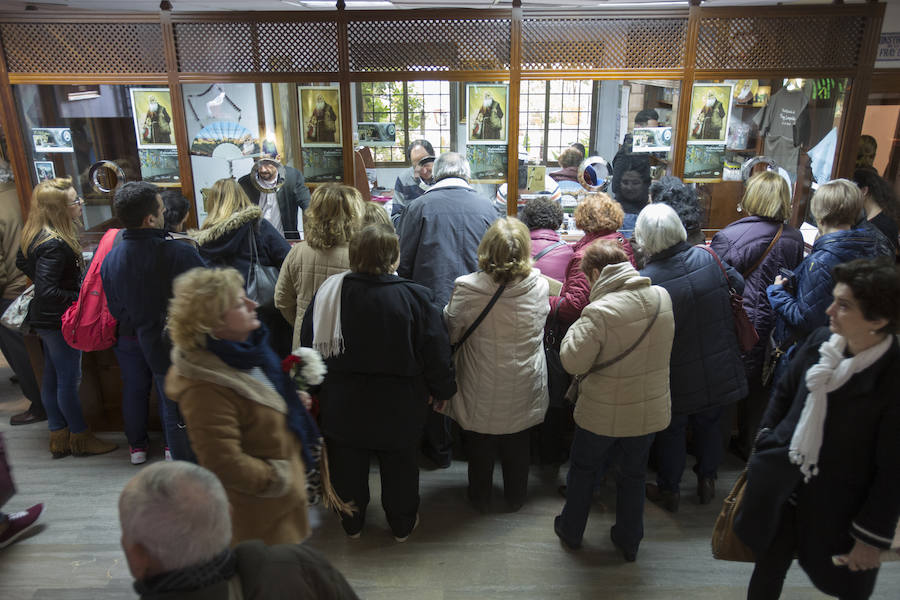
520,70,685,80
160,11,197,230
336,6,354,186
0,13,161,23
506,0,522,216
347,71,511,82
870,70,900,95
0,33,32,217
6,73,169,85
833,2,885,181
692,69,858,80
672,3,701,178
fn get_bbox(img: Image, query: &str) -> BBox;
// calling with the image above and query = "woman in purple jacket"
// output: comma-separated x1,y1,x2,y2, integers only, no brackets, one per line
520,197,573,283
710,171,804,458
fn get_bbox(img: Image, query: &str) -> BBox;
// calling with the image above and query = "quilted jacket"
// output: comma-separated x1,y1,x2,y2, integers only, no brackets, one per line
710,216,805,357
441,269,549,435
530,228,573,283
640,241,748,416
275,241,350,350
767,227,880,349
549,230,636,327
560,261,675,437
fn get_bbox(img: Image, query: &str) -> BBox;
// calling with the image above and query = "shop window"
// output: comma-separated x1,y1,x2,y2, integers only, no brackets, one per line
356,80,451,165
518,80,595,165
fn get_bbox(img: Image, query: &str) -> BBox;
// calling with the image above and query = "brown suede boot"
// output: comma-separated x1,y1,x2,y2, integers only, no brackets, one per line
69,430,118,457
49,427,70,459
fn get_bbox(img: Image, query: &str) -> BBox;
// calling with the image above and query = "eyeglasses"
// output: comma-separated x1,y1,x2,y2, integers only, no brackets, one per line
68,197,85,206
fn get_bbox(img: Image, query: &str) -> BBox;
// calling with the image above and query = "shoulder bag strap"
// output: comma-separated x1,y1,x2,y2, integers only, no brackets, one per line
533,240,567,262
451,283,506,355
583,288,662,373
742,224,784,279
698,244,733,290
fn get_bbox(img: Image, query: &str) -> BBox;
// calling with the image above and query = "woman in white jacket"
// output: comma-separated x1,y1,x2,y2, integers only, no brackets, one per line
553,240,675,561
442,217,550,513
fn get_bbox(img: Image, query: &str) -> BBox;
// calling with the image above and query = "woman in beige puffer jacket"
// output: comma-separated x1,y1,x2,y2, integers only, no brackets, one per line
553,239,674,561
442,218,549,513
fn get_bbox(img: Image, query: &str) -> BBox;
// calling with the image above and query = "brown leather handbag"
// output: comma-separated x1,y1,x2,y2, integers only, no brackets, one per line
699,245,759,352
711,469,755,562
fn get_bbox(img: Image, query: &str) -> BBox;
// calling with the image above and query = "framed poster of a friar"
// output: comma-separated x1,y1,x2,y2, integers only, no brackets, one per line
130,88,176,149
466,84,508,145
688,84,733,144
299,86,342,147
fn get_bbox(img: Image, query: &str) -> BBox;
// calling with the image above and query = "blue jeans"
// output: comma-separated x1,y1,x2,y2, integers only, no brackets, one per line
153,373,195,462
558,426,655,552
654,405,725,493
113,335,155,448
35,329,86,434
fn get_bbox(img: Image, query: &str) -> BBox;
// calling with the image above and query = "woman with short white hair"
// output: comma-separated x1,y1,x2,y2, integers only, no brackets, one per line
635,203,747,512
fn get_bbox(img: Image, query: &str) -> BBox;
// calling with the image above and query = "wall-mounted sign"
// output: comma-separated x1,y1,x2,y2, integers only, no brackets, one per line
32,127,73,153
357,122,396,146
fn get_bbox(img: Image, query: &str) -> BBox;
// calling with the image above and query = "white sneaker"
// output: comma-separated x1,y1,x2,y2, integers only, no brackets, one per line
130,447,148,465
164,447,172,461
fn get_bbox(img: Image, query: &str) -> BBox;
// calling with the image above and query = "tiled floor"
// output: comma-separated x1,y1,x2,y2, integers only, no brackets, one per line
0,361,897,599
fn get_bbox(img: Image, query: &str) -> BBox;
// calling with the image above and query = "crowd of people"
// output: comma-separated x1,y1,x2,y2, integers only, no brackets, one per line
0,143,898,599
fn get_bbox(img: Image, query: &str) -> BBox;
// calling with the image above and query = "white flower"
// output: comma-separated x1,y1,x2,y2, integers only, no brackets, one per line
292,346,327,386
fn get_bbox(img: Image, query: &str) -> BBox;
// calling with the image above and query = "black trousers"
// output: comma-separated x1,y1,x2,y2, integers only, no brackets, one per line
326,440,419,537
421,411,452,467
463,429,530,511
748,502,879,600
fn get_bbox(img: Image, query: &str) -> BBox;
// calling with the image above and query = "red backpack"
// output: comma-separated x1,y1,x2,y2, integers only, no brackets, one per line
61,228,119,352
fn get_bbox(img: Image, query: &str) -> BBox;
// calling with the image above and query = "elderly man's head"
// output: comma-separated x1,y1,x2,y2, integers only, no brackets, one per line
408,139,434,183
119,462,231,581
432,152,471,183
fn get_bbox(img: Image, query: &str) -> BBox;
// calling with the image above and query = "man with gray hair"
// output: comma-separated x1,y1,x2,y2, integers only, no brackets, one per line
0,158,44,426
396,151,495,468
119,462,359,599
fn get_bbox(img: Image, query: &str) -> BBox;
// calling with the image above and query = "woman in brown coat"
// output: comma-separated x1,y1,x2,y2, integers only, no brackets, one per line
166,266,311,546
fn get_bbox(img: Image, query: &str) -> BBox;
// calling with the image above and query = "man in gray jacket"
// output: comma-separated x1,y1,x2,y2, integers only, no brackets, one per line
396,152,495,467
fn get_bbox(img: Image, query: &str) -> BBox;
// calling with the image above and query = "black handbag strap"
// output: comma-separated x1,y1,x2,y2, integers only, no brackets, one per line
580,288,662,375
742,224,783,279
533,240,566,262
451,283,506,355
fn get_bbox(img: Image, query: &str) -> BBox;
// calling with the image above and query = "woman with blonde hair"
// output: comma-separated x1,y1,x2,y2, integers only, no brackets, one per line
442,217,549,512
194,177,291,354
16,178,117,457
550,192,635,327
165,267,316,545
710,170,804,458
275,183,363,350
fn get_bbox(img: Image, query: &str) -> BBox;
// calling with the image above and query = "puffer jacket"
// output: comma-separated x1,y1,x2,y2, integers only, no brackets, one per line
560,262,674,438
710,216,804,360
640,241,748,415
441,269,549,435
275,242,350,350
530,228,573,283
549,230,635,327
768,227,880,348
193,206,290,283
16,233,80,330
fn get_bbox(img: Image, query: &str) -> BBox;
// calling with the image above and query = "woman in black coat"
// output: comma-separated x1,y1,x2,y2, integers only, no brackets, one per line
300,223,456,542
635,203,747,512
738,258,900,600
194,177,291,354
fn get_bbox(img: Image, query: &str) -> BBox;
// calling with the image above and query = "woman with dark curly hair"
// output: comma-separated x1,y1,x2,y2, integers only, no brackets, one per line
520,197,573,282
650,176,705,245
739,257,900,600
550,193,635,327
853,166,899,256
612,154,651,237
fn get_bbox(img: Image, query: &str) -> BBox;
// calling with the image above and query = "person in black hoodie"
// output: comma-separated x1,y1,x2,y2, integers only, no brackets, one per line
193,178,291,355
17,178,117,457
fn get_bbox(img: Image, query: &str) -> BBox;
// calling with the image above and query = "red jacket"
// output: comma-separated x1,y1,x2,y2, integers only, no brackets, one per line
530,229,573,283
549,230,635,327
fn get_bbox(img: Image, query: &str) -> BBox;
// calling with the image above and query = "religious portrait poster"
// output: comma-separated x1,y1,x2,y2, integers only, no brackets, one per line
299,86,342,147
130,88,176,149
688,84,733,144
466,84,509,145
34,160,56,182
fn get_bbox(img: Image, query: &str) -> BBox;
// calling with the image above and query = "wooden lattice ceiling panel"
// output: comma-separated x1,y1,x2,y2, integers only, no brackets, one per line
347,18,511,72
1,23,165,73
173,21,339,73
521,18,688,71
696,15,867,71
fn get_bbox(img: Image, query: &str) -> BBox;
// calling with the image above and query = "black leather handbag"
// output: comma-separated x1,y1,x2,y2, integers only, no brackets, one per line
246,226,279,311
544,302,571,408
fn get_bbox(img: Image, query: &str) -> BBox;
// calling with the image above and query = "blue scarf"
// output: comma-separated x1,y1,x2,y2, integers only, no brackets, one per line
205,325,322,488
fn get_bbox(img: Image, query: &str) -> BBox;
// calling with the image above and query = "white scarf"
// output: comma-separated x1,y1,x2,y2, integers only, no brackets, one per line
790,333,892,482
311,271,350,359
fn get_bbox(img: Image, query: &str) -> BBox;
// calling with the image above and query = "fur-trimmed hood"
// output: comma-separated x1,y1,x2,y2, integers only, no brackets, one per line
192,205,262,248
166,345,287,415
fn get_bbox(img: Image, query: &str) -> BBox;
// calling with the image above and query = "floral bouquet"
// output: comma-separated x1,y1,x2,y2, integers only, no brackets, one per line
281,346,327,392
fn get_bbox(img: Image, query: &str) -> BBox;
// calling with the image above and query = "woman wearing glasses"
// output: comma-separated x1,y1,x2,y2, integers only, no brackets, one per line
16,179,117,457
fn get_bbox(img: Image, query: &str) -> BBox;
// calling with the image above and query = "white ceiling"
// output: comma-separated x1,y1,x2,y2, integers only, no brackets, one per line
0,0,871,15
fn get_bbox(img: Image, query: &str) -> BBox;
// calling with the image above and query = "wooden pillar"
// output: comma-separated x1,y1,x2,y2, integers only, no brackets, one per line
506,0,522,216
0,33,33,217
337,1,355,185
672,2,700,178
